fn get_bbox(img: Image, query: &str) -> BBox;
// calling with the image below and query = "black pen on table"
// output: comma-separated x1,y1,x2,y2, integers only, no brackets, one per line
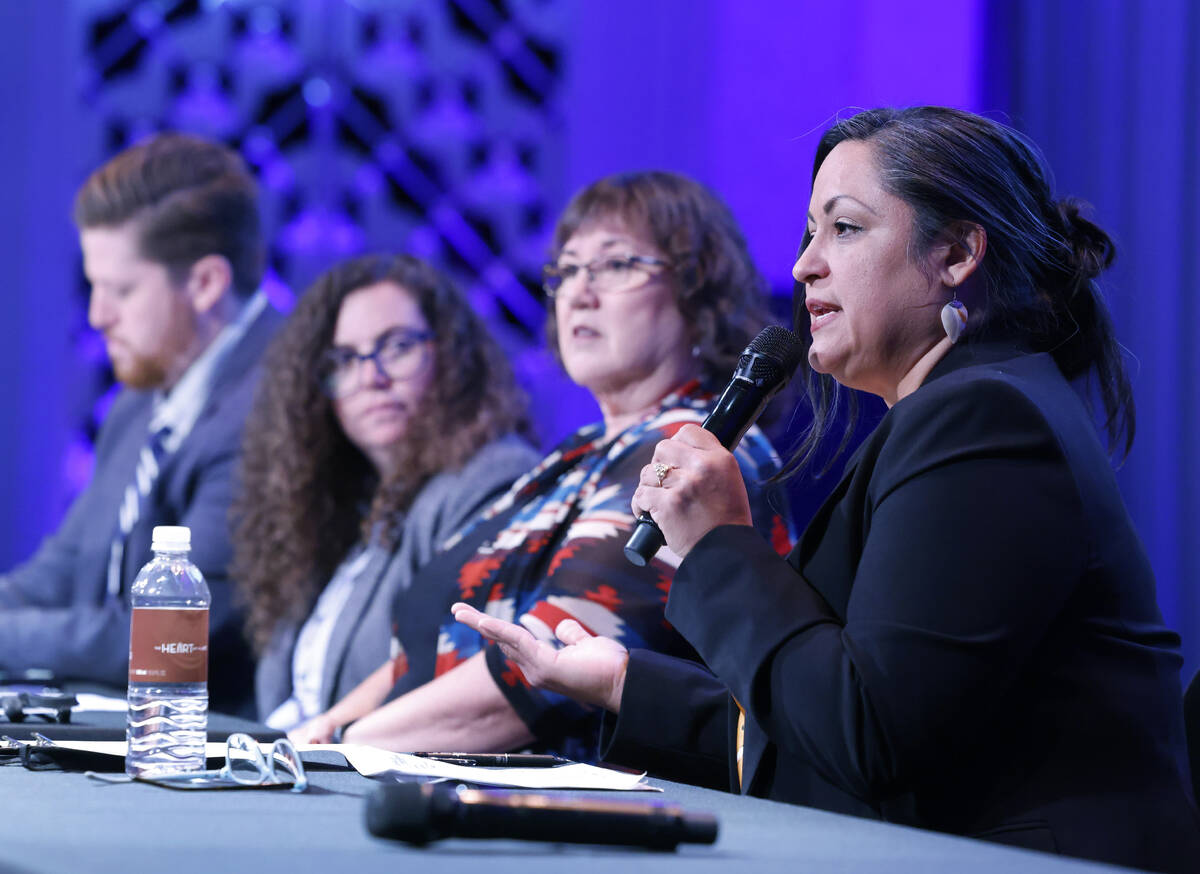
411,752,570,768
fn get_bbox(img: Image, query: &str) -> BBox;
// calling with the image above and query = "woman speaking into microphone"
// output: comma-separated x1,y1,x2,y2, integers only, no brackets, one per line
454,106,1200,872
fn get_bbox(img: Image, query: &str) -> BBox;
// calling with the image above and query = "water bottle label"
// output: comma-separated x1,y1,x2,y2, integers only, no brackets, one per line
128,607,209,683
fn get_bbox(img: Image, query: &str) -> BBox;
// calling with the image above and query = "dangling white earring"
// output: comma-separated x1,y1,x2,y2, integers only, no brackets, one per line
941,295,968,344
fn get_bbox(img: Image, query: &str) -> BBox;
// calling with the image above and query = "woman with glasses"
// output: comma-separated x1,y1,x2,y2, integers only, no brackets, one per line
290,171,795,759
232,253,539,729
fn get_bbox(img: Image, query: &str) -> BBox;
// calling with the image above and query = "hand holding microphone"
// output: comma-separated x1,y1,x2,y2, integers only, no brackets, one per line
625,325,805,566
630,425,754,559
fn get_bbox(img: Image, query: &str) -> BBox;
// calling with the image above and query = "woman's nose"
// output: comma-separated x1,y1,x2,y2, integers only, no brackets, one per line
366,356,392,387
558,274,600,308
793,241,828,286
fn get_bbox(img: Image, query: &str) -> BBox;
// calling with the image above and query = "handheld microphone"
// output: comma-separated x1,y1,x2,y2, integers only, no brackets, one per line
624,325,805,566
365,782,719,850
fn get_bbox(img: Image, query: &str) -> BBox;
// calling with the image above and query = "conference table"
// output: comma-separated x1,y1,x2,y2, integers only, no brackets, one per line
0,713,1135,874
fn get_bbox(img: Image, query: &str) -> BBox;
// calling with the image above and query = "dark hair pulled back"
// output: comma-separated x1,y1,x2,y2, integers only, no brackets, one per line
787,106,1133,477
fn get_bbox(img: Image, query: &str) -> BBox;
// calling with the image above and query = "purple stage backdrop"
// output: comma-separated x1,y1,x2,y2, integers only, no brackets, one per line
1,0,1196,674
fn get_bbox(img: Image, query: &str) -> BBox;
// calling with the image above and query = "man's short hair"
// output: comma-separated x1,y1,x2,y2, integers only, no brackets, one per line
73,133,264,298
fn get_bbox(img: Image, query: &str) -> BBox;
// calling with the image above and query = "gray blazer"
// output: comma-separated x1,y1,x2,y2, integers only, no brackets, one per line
0,303,282,713
254,434,540,721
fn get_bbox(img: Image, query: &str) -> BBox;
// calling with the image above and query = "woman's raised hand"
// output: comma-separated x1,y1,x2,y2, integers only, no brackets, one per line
451,603,630,713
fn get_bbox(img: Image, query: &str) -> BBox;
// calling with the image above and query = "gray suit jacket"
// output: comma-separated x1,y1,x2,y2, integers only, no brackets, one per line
0,303,282,713
254,434,540,721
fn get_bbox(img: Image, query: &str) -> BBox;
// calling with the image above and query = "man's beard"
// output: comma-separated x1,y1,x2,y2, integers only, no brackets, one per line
109,302,199,391
112,354,170,390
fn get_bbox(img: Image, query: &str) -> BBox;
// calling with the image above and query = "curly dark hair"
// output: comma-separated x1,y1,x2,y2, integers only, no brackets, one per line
232,253,532,654
546,171,771,382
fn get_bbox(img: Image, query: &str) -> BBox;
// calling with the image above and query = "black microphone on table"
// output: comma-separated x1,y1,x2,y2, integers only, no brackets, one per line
365,782,718,850
623,324,806,567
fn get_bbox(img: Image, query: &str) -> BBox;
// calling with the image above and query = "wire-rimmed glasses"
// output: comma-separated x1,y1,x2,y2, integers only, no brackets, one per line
318,326,434,399
541,254,670,298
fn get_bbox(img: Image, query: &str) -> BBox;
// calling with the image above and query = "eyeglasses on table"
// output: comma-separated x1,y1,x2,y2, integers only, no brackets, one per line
87,732,308,792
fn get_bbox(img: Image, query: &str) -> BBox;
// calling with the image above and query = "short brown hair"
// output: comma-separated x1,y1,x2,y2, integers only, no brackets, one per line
548,171,770,381
73,133,263,298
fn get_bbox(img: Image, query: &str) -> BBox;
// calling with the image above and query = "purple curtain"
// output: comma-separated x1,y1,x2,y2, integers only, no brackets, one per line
985,0,1200,674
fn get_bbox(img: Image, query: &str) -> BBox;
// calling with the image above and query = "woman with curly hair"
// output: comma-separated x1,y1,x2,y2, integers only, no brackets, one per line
233,253,539,728
290,171,796,759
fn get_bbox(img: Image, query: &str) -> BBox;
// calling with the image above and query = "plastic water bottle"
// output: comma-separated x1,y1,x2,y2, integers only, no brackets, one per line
125,525,210,777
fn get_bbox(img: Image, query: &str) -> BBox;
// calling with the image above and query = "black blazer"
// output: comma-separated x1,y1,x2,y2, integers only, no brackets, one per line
604,341,1200,873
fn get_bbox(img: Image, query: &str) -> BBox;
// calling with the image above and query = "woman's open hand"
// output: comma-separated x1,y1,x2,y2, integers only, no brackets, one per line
451,602,630,713
288,711,338,745
631,424,754,559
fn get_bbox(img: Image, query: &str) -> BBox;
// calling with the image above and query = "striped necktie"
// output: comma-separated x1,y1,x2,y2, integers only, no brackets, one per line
107,424,172,597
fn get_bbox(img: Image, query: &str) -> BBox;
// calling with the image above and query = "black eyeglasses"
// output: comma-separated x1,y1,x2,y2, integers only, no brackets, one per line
319,326,434,399
542,255,670,298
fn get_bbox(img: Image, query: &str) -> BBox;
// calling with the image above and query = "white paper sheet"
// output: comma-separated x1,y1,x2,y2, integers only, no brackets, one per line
72,693,130,712
46,740,652,791
49,740,233,759
301,744,654,791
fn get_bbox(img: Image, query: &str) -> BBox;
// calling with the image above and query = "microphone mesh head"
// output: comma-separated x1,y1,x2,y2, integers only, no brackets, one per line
737,324,805,387
365,783,437,843
680,811,720,844
747,325,806,375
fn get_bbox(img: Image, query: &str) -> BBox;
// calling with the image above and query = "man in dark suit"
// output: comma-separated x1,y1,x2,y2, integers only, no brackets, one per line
0,133,280,714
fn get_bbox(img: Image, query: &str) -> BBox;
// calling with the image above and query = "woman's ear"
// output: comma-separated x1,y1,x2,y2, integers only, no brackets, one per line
938,222,987,288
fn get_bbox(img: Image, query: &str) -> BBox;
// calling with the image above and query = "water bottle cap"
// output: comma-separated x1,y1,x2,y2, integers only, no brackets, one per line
151,525,191,551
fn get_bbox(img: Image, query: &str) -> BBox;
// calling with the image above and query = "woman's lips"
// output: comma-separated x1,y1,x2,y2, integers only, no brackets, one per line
361,401,407,419
807,300,841,333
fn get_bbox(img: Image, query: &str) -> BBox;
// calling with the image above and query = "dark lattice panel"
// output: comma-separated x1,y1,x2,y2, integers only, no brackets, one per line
66,0,566,492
